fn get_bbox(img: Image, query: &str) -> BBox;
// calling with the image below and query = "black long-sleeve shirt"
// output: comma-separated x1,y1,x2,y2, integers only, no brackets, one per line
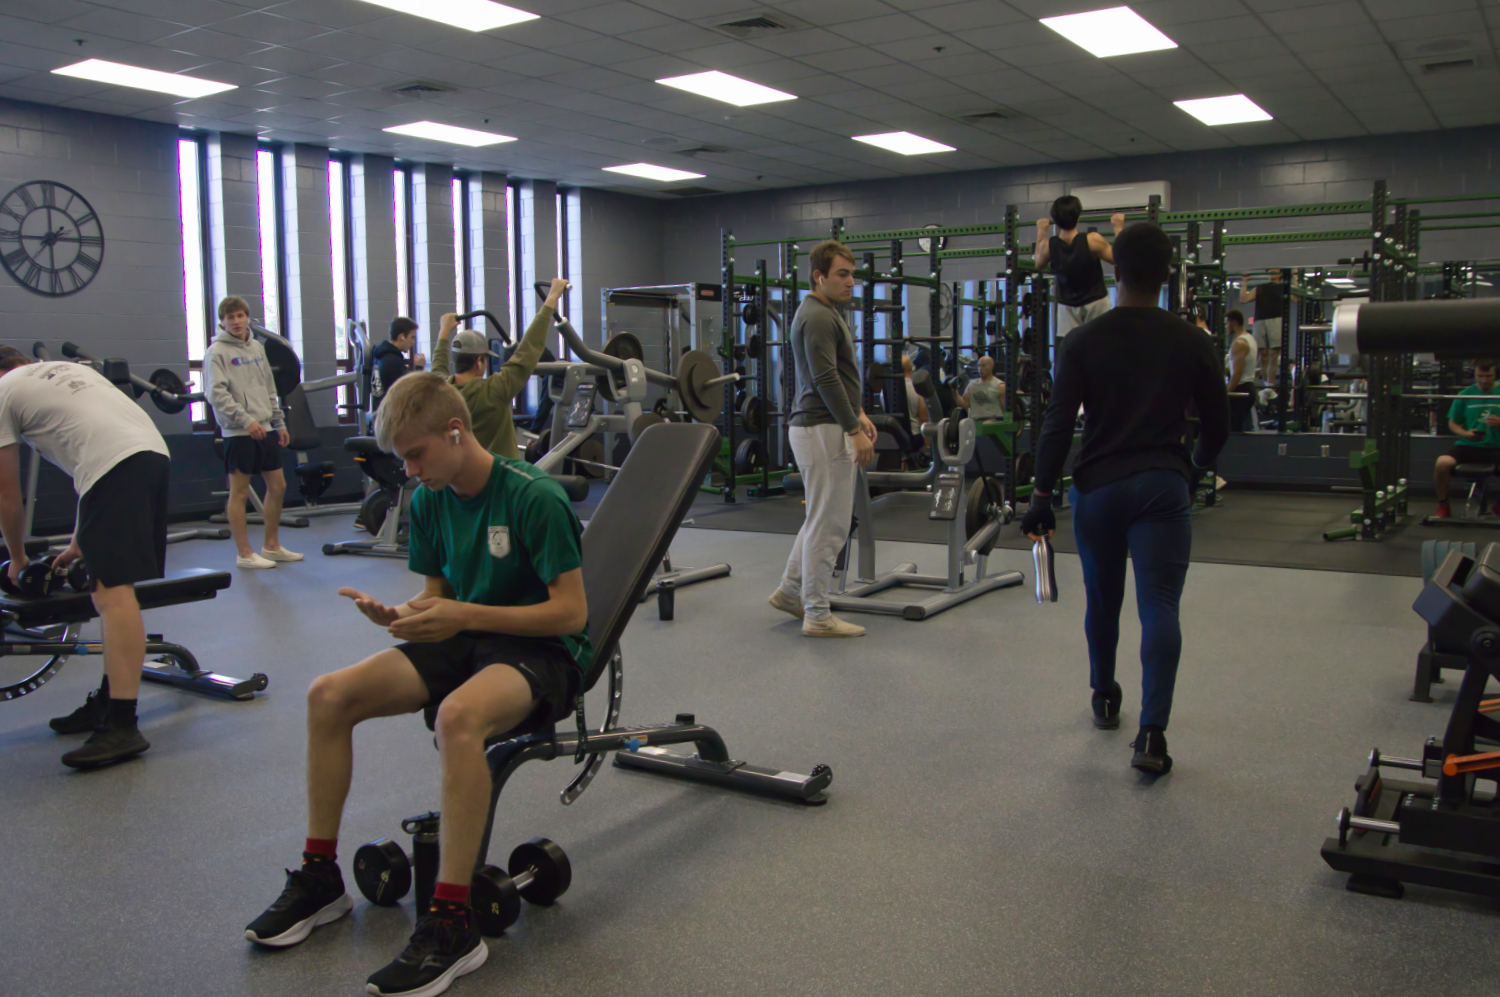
1033,307,1229,495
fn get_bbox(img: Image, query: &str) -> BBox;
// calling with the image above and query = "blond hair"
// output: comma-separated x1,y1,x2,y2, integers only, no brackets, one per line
374,372,472,452
217,295,251,321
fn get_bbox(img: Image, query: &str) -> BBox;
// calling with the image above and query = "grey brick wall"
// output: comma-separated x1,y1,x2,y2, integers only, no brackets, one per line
578,188,665,353
660,125,1500,289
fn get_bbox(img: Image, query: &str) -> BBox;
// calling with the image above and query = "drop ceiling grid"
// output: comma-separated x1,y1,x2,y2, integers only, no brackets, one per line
0,0,1493,194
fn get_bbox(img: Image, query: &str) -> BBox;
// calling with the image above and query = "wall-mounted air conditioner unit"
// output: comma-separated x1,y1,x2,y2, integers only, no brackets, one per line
1070,181,1171,212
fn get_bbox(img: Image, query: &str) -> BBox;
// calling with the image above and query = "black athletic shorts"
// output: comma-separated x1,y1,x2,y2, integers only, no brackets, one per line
223,434,283,475
396,632,581,732
1447,445,1500,467
76,451,169,589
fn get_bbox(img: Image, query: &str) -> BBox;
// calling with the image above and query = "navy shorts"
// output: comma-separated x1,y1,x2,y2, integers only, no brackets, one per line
223,435,283,476
76,451,169,589
396,632,581,732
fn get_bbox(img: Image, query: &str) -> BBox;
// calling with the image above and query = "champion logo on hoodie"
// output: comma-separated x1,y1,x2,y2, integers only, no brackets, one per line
229,356,264,366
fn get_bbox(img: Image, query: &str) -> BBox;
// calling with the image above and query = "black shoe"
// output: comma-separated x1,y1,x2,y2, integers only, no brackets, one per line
366,910,488,997
1130,725,1172,775
245,864,353,947
60,721,149,768
1091,682,1122,730
49,678,109,734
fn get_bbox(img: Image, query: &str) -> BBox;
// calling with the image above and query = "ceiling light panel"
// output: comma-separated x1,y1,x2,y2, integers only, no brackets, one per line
852,132,956,155
1174,94,1273,126
604,163,706,181
1039,7,1177,58
383,121,517,146
52,60,236,98
355,0,537,31
656,71,796,107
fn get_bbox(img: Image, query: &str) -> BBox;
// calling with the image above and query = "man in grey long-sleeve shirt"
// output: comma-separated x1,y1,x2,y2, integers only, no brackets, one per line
203,295,300,569
768,240,877,637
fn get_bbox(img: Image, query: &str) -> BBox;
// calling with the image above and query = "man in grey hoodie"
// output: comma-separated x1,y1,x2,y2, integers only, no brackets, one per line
204,296,301,570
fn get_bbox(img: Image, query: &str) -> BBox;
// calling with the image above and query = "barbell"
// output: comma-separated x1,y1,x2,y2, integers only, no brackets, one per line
58,342,201,416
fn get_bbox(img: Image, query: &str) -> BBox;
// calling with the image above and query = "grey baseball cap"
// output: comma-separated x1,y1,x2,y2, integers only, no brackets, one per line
450,329,499,357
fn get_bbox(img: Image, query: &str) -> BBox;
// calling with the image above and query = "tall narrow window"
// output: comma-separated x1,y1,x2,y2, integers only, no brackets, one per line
177,135,210,425
256,147,281,336
563,187,582,332
329,159,349,360
394,166,409,318
506,183,519,341
452,175,470,314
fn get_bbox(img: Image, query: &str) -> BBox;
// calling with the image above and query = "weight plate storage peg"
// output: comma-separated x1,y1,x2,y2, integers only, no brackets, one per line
353,838,412,907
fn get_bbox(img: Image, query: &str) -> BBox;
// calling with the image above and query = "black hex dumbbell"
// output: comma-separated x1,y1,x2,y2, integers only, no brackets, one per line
66,560,90,593
0,559,64,598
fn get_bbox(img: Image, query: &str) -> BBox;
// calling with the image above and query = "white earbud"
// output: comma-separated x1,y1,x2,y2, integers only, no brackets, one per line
450,430,460,445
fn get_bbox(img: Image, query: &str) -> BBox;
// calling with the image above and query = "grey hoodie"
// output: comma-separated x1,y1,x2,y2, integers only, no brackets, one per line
203,331,286,437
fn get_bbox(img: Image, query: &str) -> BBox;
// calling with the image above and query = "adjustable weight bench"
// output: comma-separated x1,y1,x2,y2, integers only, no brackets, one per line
0,568,266,703
351,423,831,927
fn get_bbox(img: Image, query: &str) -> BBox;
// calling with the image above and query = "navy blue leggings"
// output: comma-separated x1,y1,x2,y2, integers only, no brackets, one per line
1069,469,1192,729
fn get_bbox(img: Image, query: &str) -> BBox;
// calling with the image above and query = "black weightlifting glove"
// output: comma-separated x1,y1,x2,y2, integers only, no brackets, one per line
1020,496,1056,538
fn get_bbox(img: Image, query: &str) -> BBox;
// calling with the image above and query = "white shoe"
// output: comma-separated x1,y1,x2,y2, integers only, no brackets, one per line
260,546,304,562
802,615,866,638
768,589,802,618
237,553,277,569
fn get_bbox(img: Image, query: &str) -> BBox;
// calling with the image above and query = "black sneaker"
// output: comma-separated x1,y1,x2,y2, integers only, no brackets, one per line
60,721,149,768
366,910,488,997
245,864,353,947
49,677,109,734
1091,681,1122,730
1130,725,1172,775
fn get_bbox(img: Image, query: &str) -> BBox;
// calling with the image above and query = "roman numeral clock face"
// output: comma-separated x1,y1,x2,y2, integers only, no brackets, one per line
0,181,104,297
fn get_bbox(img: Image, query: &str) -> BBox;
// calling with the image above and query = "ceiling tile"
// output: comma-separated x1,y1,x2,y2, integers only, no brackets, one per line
796,47,896,73
911,1,1028,33
751,28,869,57
233,46,343,75
1132,0,1252,25
281,30,400,62
57,7,181,43
614,23,727,53
835,14,941,45
553,1,677,33
553,37,660,66
156,27,275,60
263,0,393,30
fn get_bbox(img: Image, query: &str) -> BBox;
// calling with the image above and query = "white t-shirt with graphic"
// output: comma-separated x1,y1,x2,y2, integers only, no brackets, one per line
0,361,169,497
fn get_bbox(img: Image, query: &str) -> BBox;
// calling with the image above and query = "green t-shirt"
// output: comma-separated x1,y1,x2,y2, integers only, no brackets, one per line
1448,384,1500,448
408,454,593,675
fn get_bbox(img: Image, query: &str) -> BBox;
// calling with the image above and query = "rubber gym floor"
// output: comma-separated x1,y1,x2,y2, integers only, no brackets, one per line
1,512,1495,997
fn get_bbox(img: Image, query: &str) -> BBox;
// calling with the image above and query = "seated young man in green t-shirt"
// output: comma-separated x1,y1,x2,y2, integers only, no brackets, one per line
1434,357,1500,519
245,372,592,997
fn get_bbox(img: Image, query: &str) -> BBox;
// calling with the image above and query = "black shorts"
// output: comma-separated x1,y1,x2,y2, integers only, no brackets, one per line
396,632,581,732
76,451,169,589
1447,446,1500,467
223,435,283,476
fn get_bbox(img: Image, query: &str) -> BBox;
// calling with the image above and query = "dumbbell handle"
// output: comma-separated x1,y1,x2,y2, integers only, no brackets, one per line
510,866,538,891
1339,810,1399,835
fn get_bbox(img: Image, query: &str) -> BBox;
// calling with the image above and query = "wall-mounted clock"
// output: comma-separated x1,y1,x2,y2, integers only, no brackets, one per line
917,222,946,254
0,181,105,297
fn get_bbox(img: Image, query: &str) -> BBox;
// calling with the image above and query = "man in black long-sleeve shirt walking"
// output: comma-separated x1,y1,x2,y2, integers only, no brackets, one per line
1021,223,1229,775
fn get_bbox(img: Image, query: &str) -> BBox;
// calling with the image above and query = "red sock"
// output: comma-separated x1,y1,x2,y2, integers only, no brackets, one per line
304,837,337,860
433,881,470,905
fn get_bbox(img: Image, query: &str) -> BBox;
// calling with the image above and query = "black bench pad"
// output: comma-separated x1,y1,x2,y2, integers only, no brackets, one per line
1,568,232,627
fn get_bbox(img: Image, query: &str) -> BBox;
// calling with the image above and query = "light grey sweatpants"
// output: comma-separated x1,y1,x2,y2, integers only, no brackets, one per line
779,423,857,621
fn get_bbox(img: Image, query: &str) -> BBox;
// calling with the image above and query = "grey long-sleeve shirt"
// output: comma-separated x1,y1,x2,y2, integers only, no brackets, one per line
788,294,861,433
203,331,286,437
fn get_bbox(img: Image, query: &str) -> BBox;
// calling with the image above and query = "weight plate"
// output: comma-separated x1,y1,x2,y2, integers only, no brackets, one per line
596,331,644,397
1015,451,1036,492
525,428,552,466
740,301,760,328
740,395,766,435
261,336,303,400
965,477,1003,554
471,864,522,937
508,838,572,906
734,437,767,476
565,438,606,479
746,332,763,360
358,489,389,536
148,368,189,415
868,361,888,387
353,839,411,907
944,409,965,453
936,282,954,333
678,350,725,423
631,412,665,444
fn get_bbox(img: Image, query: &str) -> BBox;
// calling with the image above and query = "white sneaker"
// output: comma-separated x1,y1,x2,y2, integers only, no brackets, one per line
768,589,803,619
802,615,866,638
260,546,304,562
237,553,277,569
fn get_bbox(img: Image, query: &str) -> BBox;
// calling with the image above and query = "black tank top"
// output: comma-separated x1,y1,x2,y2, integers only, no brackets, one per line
1049,234,1107,307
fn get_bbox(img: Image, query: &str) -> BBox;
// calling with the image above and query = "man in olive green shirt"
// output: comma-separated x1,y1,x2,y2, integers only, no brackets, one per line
430,278,568,458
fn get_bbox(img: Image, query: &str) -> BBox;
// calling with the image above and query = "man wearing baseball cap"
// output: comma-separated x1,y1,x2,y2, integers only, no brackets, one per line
430,277,568,458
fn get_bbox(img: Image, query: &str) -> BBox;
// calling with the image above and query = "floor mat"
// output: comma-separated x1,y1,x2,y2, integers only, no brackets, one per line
583,484,1477,578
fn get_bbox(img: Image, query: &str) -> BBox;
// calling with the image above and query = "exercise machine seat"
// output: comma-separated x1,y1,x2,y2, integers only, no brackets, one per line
283,385,323,452
344,436,386,458
579,423,718,693
0,568,232,627
1453,463,1496,480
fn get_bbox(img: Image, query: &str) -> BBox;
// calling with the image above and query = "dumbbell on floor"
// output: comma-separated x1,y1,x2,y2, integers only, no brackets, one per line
353,826,571,938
